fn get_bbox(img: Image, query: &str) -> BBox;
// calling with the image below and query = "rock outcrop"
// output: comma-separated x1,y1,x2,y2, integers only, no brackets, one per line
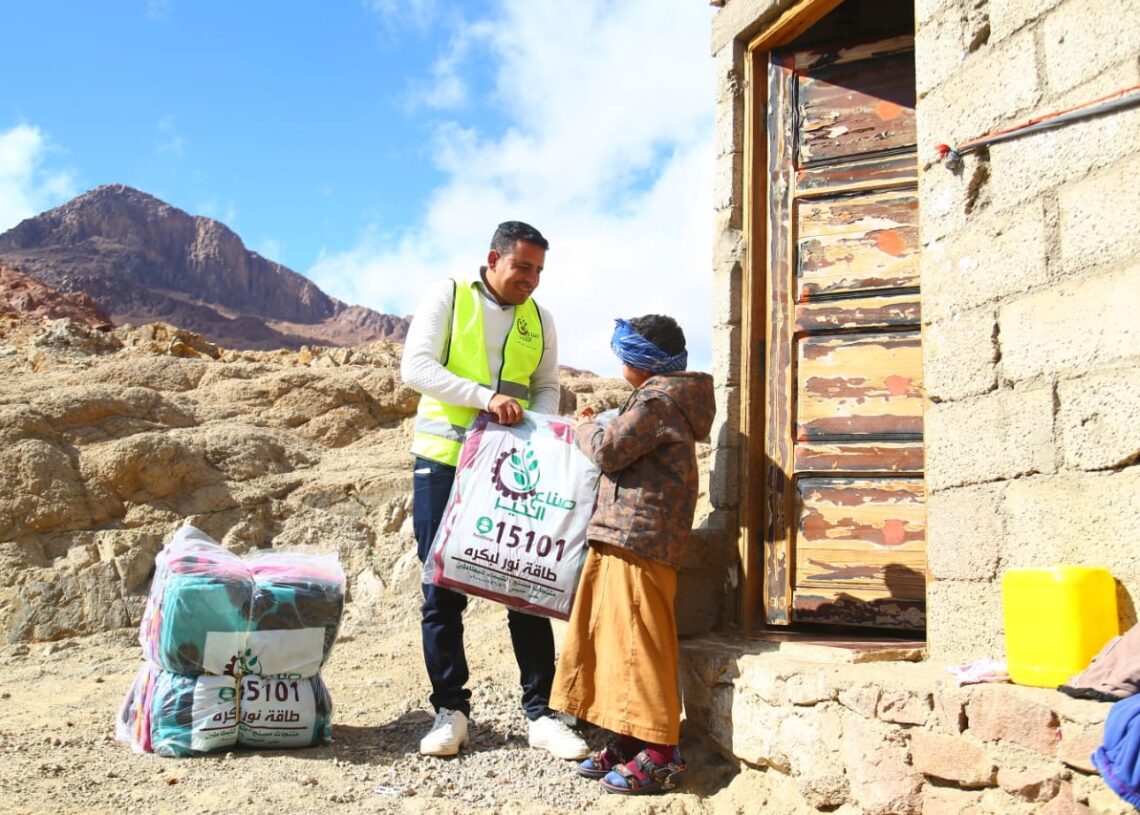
0,185,407,350
0,315,634,643
0,264,111,328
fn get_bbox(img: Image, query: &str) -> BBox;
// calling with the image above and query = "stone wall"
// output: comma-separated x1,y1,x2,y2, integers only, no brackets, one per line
681,637,1126,814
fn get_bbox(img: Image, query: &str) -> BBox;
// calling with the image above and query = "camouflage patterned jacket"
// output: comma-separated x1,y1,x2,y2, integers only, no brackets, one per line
575,371,715,569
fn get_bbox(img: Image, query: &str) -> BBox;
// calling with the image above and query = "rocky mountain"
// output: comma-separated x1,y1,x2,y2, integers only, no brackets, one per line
0,264,112,328
0,185,407,350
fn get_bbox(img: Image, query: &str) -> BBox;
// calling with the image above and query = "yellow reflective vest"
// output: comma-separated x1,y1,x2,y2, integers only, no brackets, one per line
411,278,545,466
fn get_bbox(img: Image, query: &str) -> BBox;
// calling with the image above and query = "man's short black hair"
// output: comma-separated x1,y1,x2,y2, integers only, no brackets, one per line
629,314,686,356
491,221,549,254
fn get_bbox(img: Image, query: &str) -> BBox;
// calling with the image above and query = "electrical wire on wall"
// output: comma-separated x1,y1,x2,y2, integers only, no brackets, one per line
935,83,1140,170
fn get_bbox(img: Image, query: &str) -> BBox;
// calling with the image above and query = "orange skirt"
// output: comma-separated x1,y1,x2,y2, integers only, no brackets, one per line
550,542,680,744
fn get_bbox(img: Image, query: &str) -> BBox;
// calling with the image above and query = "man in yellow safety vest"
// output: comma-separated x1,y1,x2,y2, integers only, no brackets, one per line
400,221,588,760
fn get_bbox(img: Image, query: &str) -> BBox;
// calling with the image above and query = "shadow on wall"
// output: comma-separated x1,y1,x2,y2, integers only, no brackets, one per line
1116,579,1137,630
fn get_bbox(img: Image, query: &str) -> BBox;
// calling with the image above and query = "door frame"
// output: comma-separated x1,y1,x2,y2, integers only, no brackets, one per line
739,0,854,630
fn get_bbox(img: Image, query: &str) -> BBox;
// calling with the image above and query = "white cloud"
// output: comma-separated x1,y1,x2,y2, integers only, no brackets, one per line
0,124,77,234
312,0,716,375
364,0,440,31
147,0,173,22
156,115,187,158
406,23,492,111
256,237,284,264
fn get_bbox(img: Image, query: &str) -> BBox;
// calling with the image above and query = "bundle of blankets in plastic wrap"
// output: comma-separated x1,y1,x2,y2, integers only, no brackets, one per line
116,525,345,757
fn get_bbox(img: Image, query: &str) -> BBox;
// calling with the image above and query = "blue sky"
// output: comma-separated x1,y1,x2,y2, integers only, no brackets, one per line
0,1,717,375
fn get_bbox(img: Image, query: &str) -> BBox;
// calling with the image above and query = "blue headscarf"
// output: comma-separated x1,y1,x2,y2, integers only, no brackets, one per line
610,318,688,374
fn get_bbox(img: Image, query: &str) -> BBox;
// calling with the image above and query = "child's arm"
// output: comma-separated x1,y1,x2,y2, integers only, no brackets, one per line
576,399,664,472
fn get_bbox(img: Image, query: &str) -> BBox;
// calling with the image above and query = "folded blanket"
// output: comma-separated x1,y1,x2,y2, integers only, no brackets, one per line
1060,624,1140,702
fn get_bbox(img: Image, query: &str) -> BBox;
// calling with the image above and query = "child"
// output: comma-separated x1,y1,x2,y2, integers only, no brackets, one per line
550,314,715,794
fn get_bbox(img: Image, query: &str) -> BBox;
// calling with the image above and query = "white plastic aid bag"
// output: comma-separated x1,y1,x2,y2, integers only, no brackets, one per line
423,411,599,620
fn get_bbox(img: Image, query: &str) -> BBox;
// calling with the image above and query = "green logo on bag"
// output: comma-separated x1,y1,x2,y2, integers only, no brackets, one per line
476,516,493,534
492,442,540,499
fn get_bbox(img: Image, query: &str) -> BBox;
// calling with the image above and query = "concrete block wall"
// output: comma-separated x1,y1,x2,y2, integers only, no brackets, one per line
917,0,1140,662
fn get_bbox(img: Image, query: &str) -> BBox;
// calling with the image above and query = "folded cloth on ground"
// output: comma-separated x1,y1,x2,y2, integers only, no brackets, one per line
1060,624,1140,702
116,663,334,757
138,525,345,677
1092,693,1140,807
946,658,1010,686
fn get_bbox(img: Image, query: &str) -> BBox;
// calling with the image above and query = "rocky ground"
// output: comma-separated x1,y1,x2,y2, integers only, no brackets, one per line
0,599,772,815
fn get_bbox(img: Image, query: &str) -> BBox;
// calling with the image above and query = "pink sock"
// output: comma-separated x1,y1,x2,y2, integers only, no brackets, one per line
645,743,674,767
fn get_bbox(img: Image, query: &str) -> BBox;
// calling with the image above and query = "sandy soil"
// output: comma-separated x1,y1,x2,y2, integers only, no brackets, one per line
0,598,773,815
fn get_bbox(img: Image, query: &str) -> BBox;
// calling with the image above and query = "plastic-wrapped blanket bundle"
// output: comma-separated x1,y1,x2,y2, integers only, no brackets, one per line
120,524,344,757
139,525,344,677
117,664,334,757
423,410,600,620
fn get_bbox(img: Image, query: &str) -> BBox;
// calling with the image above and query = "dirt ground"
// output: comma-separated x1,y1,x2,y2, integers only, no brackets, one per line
0,597,777,815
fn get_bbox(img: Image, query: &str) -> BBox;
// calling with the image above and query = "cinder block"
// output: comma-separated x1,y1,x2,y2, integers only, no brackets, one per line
926,482,1005,581
1043,0,1140,95
708,435,741,510
925,578,1005,664
920,199,1048,318
998,261,1140,383
925,386,1055,491
711,320,740,387
923,306,998,402
918,28,1040,153
987,104,1140,213
714,52,744,161
916,0,961,27
1002,469,1140,577
988,0,1064,43
1059,153,1140,276
710,0,782,55
1058,366,1140,471
710,382,741,449
714,97,742,163
712,148,742,215
915,4,972,98
710,224,744,324
1046,55,1140,115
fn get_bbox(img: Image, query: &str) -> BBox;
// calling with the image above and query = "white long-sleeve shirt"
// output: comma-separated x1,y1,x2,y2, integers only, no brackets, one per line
400,275,561,415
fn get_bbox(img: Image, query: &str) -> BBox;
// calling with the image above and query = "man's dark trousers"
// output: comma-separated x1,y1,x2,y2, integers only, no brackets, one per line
412,455,556,720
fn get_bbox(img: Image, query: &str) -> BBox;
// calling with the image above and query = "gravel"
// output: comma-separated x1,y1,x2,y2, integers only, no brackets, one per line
0,599,758,815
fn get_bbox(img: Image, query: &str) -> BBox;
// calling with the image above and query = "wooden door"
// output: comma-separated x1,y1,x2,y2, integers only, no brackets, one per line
763,35,925,629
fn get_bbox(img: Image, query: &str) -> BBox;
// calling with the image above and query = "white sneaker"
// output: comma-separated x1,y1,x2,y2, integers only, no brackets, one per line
419,707,469,756
527,714,589,760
